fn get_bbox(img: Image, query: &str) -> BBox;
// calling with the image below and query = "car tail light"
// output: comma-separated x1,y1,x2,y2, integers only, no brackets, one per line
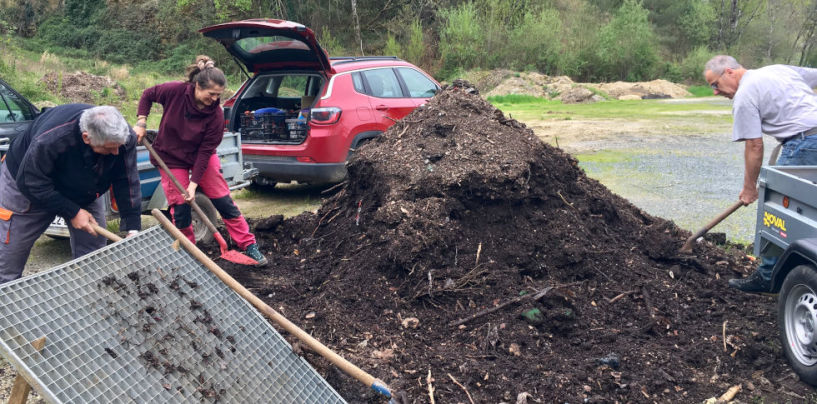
310,107,342,124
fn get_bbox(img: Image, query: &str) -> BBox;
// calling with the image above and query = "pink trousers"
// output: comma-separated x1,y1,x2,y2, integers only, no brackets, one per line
159,154,256,249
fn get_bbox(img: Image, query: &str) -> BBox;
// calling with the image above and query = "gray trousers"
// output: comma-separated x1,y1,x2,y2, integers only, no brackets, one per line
0,163,106,284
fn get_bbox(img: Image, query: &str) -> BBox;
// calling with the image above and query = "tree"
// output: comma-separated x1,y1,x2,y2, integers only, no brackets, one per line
596,0,659,80
713,0,765,50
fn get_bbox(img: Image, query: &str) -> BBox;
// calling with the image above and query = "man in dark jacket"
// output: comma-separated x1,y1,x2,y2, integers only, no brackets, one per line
0,104,142,284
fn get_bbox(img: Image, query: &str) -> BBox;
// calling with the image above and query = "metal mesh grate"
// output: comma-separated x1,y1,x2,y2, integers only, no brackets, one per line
0,226,346,403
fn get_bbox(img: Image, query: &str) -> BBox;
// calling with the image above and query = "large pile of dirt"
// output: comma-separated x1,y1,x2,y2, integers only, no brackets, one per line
216,82,810,403
41,71,126,104
480,70,691,102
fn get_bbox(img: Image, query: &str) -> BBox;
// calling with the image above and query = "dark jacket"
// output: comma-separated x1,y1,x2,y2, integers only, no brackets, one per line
4,104,142,231
137,81,224,184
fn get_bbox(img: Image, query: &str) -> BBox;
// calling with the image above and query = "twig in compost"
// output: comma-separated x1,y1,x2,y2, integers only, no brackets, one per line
449,286,553,327
605,291,634,304
475,242,482,266
557,190,577,210
722,320,728,352
321,180,347,195
427,369,436,404
447,373,475,404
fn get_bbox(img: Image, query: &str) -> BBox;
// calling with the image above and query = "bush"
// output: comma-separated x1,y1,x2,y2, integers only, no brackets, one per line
383,33,402,58
506,9,562,73
439,3,484,78
680,45,714,83
596,0,659,81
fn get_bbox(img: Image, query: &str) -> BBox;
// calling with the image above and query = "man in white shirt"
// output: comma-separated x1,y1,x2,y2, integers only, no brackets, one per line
704,55,817,293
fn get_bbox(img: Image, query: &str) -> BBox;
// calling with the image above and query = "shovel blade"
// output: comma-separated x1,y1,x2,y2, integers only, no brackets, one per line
220,249,261,266
213,232,260,266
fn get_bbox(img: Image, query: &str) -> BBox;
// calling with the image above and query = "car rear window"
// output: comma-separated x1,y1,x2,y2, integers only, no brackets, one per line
361,69,403,98
236,36,311,54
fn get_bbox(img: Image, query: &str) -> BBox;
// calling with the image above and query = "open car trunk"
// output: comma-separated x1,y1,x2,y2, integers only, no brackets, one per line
228,73,324,144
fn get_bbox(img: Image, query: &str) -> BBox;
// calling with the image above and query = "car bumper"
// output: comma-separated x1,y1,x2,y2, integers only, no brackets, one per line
245,155,347,185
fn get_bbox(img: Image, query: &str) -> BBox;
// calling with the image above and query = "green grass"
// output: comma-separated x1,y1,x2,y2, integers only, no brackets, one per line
488,97,731,122
687,85,715,97
486,94,554,104
574,150,635,163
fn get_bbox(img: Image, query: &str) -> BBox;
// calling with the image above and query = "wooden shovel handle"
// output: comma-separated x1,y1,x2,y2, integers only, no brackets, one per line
681,200,744,251
141,139,220,237
92,223,122,242
149,209,392,398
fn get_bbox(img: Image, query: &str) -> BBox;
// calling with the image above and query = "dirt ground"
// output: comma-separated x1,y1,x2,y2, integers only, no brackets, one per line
206,82,813,403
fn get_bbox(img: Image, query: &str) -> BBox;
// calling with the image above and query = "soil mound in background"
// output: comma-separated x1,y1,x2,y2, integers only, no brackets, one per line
41,71,126,104
218,82,809,402
478,69,691,102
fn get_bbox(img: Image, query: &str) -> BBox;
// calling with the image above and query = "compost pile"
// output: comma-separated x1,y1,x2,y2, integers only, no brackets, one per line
219,82,811,402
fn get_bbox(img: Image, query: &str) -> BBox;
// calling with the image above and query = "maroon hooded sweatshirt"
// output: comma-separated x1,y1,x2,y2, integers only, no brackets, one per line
137,81,224,184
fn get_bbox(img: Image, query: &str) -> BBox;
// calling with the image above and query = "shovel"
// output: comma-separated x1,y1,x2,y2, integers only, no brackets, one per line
679,200,744,253
141,139,259,266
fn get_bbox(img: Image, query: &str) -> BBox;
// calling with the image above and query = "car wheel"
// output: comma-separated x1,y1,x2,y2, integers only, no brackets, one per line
192,193,219,244
778,264,817,386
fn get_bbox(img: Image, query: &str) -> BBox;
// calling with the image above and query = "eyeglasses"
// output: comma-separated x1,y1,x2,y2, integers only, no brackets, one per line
709,72,724,91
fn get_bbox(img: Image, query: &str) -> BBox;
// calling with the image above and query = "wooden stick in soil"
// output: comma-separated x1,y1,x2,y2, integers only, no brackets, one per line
427,369,436,404
150,209,394,400
447,373,475,404
449,286,553,327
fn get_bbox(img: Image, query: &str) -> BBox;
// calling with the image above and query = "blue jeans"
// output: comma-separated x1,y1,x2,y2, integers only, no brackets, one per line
777,134,817,165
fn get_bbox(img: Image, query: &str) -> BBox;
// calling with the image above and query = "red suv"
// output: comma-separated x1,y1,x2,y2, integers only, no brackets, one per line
201,19,440,186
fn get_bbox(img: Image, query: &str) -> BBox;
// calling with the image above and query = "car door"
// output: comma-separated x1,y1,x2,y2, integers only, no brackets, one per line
361,68,416,127
0,79,39,141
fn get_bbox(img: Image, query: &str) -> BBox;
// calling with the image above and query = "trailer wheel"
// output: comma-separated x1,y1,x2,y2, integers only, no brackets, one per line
192,193,218,244
779,264,817,386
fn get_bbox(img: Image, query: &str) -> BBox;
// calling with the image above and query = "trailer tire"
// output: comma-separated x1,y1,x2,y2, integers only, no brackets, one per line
778,264,817,386
192,193,218,244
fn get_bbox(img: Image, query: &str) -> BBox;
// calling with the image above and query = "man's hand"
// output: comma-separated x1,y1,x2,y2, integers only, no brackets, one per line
185,182,198,202
70,209,98,236
134,126,147,144
739,186,758,205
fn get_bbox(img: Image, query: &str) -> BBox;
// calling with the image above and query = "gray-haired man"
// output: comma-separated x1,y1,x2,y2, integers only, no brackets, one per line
704,55,817,293
0,104,142,284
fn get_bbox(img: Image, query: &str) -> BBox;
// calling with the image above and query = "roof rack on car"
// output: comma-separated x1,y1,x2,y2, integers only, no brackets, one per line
330,56,402,65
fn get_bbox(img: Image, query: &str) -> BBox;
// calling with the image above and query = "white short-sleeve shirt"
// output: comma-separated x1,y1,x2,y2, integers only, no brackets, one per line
732,65,817,142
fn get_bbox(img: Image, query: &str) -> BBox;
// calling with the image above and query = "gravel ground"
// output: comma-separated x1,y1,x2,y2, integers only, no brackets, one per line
577,131,777,244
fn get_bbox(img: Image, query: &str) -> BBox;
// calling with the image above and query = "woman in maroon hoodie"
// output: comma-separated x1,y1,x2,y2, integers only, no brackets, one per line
133,55,267,266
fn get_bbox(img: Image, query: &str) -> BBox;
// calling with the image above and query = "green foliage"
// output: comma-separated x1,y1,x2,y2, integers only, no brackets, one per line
383,33,402,58
677,0,715,49
486,94,553,104
687,85,714,97
596,0,659,81
317,28,345,57
405,19,425,65
65,0,105,24
36,17,159,65
658,61,683,83
439,2,484,78
506,10,562,73
680,45,714,83
147,43,200,75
